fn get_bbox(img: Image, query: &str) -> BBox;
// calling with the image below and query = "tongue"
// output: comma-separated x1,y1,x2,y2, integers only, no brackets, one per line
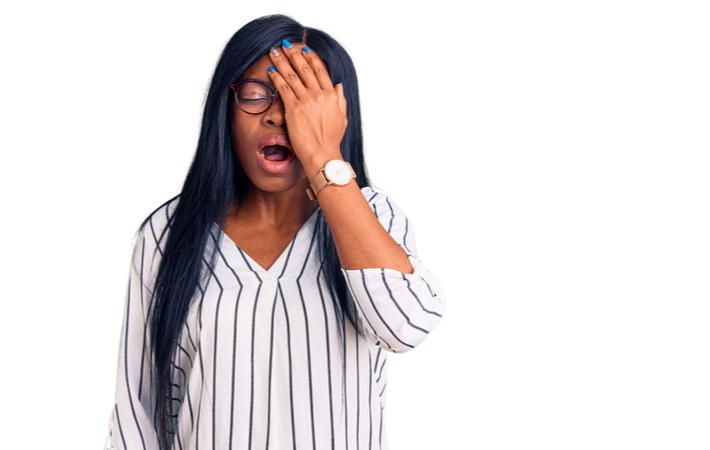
261,145,291,162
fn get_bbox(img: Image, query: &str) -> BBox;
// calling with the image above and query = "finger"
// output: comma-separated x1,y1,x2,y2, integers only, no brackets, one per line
302,47,336,91
266,65,299,105
280,40,324,90
267,44,308,98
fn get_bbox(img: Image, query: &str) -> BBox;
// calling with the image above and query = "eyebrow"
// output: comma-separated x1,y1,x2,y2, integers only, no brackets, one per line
238,77,275,88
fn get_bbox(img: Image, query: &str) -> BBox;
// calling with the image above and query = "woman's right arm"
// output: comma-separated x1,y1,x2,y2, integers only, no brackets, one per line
107,213,169,450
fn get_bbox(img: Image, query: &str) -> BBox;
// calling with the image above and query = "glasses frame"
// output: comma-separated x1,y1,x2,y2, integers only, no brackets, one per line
230,79,278,115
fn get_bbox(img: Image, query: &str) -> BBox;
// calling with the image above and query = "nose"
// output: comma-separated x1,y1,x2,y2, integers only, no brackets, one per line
262,95,286,128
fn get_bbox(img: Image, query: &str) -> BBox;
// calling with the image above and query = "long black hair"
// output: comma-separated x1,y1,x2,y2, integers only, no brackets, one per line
147,15,369,449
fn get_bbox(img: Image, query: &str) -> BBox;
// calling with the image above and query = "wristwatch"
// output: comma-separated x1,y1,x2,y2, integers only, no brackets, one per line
306,160,356,200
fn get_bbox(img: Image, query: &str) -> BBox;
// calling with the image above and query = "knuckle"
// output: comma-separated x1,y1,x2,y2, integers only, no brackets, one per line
276,81,293,93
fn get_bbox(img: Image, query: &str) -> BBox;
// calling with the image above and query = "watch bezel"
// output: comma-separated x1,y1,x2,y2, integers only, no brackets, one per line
306,160,356,200
324,160,353,186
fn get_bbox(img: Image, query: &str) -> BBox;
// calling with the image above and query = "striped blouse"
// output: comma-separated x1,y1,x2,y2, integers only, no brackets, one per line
108,187,445,450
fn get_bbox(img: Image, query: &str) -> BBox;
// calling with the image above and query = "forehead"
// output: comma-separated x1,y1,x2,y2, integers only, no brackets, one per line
241,55,272,81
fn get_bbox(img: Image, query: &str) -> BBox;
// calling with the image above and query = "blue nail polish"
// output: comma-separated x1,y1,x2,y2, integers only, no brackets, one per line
303,47,312,53
282,39,293,49
268,66,276,73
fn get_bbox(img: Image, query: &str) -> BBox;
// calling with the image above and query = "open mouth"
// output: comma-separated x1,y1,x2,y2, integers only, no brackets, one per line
260,145,293,162
255,136,296,174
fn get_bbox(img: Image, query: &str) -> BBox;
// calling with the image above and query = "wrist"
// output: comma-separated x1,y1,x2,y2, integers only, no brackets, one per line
306,159,356,201
299,148,343,179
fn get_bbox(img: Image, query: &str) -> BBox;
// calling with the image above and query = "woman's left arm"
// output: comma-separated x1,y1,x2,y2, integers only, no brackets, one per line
268,43,444,351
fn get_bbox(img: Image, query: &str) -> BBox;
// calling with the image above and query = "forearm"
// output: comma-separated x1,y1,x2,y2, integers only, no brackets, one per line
314,180,413,273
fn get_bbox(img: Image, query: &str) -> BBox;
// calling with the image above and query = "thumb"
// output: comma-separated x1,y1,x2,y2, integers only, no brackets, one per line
335,82,347,115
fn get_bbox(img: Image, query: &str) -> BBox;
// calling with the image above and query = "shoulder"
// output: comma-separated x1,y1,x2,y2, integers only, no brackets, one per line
126,197,181,279
359,185,385,203
134,196,180,251
359,186,415,251
360,186,407,220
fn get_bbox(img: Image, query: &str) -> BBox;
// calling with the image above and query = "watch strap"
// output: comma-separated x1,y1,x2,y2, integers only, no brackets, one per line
306,170,330,201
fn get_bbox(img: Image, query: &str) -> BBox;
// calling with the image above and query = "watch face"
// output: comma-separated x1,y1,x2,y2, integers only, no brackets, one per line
325,160,353,185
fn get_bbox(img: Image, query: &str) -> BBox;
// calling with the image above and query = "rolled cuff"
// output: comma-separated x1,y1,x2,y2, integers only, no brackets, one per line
342,256,445,353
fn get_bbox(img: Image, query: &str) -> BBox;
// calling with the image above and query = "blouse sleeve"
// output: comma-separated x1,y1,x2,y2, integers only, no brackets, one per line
341,188,445,353
107,205,173,450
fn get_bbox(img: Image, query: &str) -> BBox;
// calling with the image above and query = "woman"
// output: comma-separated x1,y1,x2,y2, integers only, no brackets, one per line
107,14,444,450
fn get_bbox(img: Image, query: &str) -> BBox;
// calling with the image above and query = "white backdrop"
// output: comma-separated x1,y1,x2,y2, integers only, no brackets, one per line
1,1,708,449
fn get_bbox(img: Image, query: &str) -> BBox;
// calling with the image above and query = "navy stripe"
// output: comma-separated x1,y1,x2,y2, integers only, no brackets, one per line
380,271,430,334
123,276,148,450
316,265,336,448
358,271,415,349
264,286,279,450
401,273,443,317
137,238,147,402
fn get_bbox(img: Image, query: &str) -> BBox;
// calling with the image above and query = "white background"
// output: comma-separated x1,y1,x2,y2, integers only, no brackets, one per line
1,1,708,449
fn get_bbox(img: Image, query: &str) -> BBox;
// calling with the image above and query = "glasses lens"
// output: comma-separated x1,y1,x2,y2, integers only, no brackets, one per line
235,81,274,114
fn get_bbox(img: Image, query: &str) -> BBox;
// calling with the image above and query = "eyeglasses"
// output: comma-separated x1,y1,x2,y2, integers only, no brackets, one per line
230,79,278,115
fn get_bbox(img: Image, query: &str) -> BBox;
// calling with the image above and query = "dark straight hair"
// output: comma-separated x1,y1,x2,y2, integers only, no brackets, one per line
146,15,369,449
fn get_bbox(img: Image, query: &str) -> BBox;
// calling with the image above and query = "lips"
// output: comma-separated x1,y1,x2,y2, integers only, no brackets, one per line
255,135,295,174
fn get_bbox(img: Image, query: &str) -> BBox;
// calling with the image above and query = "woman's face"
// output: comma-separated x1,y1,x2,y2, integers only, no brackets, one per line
231,51,308,196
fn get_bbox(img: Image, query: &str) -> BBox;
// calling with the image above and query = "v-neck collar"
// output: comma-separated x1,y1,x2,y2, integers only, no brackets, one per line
214,209,320,278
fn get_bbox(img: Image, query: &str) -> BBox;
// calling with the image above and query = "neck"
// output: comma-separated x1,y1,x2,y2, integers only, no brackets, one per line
231,181,318,225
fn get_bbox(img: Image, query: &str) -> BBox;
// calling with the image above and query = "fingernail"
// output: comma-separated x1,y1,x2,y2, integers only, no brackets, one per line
270,47,280,56
282,39,293,49
303,47,312,53
268,66,276,73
